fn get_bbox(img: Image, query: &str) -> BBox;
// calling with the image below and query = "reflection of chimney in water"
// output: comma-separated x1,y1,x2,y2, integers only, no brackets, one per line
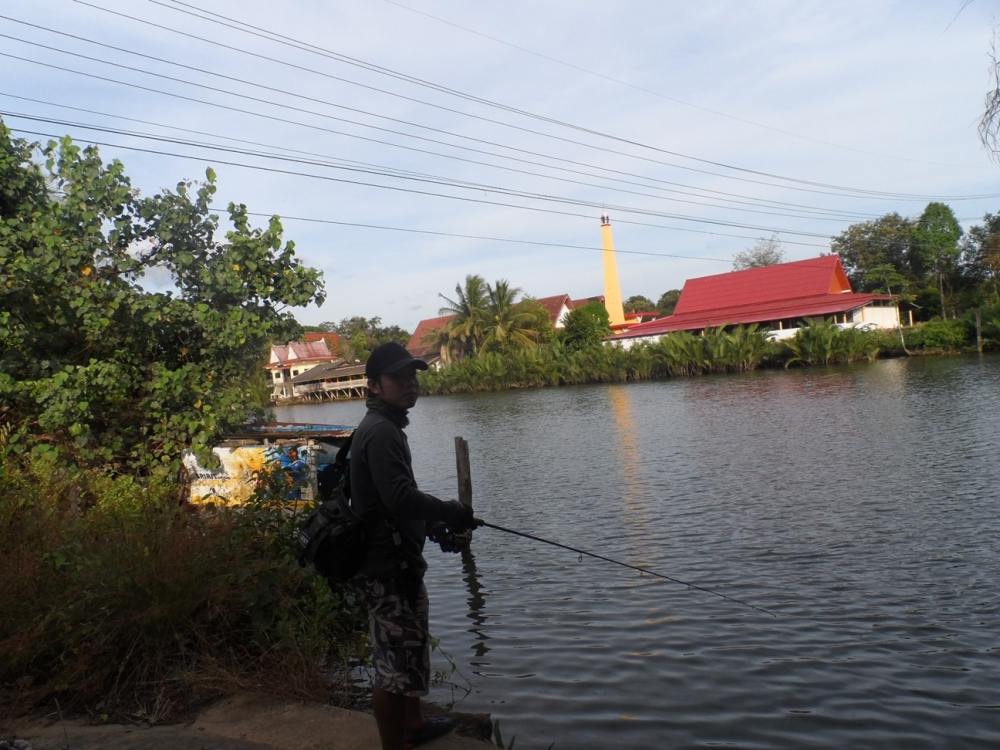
600,215,626,326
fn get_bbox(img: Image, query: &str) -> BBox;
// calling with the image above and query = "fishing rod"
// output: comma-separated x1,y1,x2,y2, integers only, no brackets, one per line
476,520,777,619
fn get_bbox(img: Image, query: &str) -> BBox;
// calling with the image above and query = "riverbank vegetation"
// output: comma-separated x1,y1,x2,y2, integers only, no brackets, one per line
420,321,898,394
0,124,366,720
0,451,367,721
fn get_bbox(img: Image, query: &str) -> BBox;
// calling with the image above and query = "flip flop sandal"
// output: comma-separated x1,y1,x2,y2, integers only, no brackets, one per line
404,715,455,749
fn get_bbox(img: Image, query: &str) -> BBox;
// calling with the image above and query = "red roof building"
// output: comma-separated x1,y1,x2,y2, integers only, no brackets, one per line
303,331,344,356
532,294,573,328
266,338,343,400
406,293,586,358
610,255,899,345
406,314,456,358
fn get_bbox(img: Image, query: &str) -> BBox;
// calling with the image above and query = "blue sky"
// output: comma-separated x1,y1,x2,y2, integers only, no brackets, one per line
2,0,998,330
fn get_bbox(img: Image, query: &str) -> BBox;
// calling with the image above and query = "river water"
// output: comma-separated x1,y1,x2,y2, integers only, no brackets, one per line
278,355,1000,749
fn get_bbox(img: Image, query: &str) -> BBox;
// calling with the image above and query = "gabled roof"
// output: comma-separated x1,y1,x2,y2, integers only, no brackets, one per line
610,255,892,340
569,295,605,309
674,255,850,316
303,331,344,355
268,339,338,367
406,314,455,357
531,294,572,325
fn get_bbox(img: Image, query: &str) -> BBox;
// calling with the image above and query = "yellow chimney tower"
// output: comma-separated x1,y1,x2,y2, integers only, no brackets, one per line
600,214,626,326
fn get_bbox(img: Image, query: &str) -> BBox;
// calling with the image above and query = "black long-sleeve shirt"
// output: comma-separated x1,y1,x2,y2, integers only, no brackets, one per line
350,405,451,580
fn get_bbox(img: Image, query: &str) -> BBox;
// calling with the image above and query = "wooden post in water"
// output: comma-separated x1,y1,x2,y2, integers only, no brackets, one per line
455,436,472,509
454,436,473,545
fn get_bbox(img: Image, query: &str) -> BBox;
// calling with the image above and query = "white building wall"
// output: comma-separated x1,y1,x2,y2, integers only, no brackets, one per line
857,304,901,328
609,302,900,348
554,303,572,329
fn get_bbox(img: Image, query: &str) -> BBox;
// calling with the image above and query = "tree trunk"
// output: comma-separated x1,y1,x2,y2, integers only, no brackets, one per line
976,309,984,353
938,270,946,319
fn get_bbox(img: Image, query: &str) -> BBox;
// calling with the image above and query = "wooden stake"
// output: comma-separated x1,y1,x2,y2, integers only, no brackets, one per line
454,436,473,546
454,436,472,509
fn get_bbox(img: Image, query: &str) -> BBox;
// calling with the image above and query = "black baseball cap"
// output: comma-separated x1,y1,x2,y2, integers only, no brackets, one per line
365,342,429,378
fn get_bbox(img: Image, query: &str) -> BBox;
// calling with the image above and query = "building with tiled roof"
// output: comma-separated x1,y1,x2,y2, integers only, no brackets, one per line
406,314,456,359
610,255,899,347
266,338,343,400
531,294,574,328
407,292,604,357
303,331,344,355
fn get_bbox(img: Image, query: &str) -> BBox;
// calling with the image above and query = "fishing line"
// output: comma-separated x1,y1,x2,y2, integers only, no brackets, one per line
477,520,777,618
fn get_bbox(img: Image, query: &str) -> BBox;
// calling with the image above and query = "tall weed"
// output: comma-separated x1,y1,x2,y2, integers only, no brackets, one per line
0,456,367,721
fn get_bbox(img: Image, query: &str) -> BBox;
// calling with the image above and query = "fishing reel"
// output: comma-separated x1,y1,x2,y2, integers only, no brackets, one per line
428,522,471,553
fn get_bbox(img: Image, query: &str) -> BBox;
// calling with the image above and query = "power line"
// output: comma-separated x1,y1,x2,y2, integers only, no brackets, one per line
69,0,1000,201
5,126,834,247
380,0,981,171
148,0,989,196
3,120,834,238
0,87,883,222
225,210,741,262
3,23,956,205
0,108,875,225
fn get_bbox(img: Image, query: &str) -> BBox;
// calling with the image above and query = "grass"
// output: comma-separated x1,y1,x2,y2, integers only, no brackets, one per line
0,454,368,723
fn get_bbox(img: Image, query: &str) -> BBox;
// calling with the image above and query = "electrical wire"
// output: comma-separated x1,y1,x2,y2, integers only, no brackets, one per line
6,125,835,248
0,88,885,220
380,0,980,171
50,2,1000,201
3,26,960,205
0,108,877,225
145,0,994,197
3,120,839,238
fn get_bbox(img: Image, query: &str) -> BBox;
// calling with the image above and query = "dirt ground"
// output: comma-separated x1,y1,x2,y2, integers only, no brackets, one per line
8,693,496,750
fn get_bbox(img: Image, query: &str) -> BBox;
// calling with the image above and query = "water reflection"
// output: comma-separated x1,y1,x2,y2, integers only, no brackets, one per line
606,385,654,569
460,545,490,661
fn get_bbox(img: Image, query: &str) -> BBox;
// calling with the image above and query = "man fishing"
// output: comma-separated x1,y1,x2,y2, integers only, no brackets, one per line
351,342,478,750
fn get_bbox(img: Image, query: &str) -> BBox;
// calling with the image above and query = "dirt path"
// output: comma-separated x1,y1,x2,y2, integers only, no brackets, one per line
11,693,496,750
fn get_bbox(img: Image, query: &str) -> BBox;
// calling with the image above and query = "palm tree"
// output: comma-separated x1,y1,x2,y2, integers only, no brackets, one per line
481,280,546,352
439,274,489,357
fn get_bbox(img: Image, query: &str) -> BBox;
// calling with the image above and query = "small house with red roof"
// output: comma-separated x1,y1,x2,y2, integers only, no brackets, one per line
266,336,344,400
406,292,605,362
609,255,899,347
406,314,456,363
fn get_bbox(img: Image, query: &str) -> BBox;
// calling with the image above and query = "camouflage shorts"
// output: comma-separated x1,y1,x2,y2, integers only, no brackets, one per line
361,577,430,697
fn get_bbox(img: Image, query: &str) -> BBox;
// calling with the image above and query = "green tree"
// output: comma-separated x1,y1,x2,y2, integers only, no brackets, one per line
559,302,611,350
656,289,681,316
0,124,324,473
480,281,552,352
831,213,916,290
623,294,655,313
438,274,489,357
961,212,1000,305
733,235,784,270
321,315,410,359
914,202,962,318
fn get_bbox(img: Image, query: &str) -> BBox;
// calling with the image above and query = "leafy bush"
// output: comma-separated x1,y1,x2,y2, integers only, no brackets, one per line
781,320,880,367
419,325,776,394
0,454,367,721
906,319,971,351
